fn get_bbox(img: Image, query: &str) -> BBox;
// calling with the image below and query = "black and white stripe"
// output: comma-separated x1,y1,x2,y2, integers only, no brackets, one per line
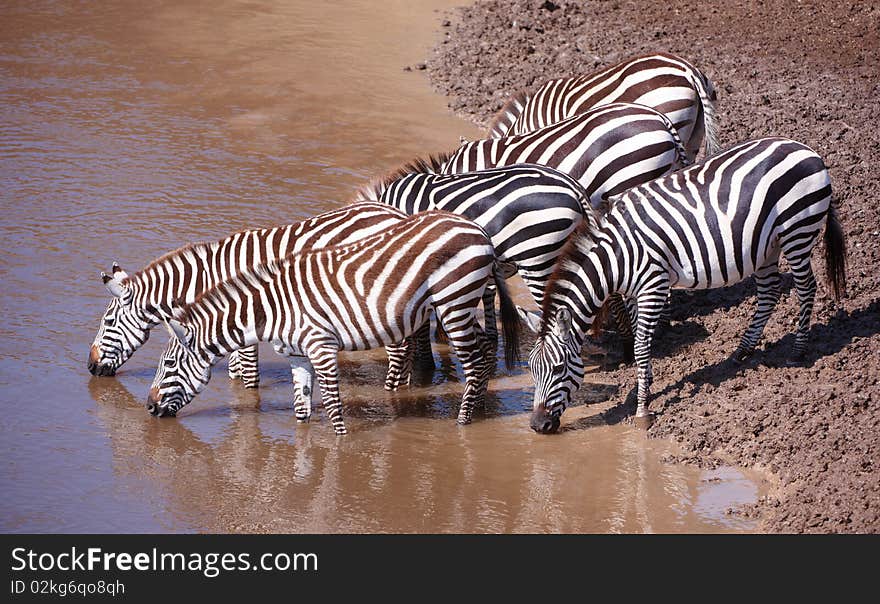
357,163,590,306
147,211,521,434
487,52,719,161
521,137,846,433
443,102,690,208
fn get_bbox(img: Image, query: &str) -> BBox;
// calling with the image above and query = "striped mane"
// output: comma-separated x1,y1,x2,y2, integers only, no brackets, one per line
123,241,215,287
486,89,531,136
538,210,605,338
352,151,453,201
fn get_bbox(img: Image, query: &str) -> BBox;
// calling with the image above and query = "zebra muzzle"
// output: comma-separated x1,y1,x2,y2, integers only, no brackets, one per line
530,415,561,434
88,346,116,376
146,387,176,417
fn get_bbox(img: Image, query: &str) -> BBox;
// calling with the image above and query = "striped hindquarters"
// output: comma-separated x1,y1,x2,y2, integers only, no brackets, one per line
611,137,833,290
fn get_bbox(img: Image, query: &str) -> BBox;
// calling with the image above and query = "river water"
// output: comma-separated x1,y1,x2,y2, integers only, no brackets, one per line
0,0,762,533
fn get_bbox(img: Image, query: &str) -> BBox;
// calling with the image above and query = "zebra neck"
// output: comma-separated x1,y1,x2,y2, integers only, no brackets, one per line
129,243,212,320
191,277,275,358
553,243,616,337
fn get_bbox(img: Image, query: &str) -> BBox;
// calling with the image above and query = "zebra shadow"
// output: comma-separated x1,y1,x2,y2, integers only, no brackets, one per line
665,273,802,322
594,319,711,368
602,298,880,422
558,382,622,432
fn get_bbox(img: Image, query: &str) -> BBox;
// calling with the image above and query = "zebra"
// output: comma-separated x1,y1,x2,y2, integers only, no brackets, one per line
354,163,592,349
487,52,719,161
147,210,521,435
519,137,847,434
90,202,408,411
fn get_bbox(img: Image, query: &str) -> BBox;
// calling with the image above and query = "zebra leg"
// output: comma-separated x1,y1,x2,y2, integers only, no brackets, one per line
384,339,414,391
732,263,782,363
482,283,499,358
412,322,435,371
288,356,316,422
227,350,241,380
788,255,818,363
608,294,635,364
633,283,669,420
309,347,347,435
442,313,491,425
236,345,260,388
657,290,673,331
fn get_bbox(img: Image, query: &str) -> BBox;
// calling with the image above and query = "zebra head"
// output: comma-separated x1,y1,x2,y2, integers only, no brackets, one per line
146,319,212,418
519,306,585,434
89,264,152,376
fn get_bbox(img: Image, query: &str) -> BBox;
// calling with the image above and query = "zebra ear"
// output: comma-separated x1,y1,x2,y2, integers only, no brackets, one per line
163,318,193,353
102,271,128,300
553,307,572,338
169,298,187,319
111,262,129,280
517,306,543,334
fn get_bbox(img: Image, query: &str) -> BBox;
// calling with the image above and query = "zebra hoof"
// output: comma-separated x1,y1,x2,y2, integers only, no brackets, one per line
786,352,807,367
456,415,473,426
633,413,654,430
729,348,753,365
334,428,348,436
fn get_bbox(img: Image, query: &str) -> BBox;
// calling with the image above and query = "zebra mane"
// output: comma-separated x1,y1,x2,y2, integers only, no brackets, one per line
537,210,605,339
352,151,454,201
485,89,531,137
124,241,214,288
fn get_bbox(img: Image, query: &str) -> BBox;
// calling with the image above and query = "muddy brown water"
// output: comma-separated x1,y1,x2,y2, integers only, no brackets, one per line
0,0,763,533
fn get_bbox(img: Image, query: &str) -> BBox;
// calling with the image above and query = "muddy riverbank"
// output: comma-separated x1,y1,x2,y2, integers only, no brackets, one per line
426,0,879,533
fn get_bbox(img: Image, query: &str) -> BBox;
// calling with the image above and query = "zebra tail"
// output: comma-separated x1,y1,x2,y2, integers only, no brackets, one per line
590,299,611,339
687,72,721,157
824,200,847,300
434,316,448,344
656,111,691,169
494,263,521,370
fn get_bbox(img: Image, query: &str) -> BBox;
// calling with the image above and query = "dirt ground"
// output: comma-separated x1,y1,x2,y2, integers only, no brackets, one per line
425,0,879,533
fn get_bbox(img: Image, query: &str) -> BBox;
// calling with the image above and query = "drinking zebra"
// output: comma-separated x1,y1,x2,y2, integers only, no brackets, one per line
519,137,846,433
487,52,719,161
354,163,591,345
147,211,520,434
89,202,407,409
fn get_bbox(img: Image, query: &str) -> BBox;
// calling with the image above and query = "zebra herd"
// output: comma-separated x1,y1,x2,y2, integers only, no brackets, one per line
89,52,846,436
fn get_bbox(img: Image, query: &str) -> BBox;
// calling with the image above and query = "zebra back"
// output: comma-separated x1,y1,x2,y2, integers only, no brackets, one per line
488,53,719,158
125,202,406,316
443,102,690,207
180,211,499,354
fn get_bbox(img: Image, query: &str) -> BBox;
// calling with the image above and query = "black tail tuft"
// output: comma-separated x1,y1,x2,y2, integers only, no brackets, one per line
824,201,847,300
494,264,521,370
433,315,448,344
